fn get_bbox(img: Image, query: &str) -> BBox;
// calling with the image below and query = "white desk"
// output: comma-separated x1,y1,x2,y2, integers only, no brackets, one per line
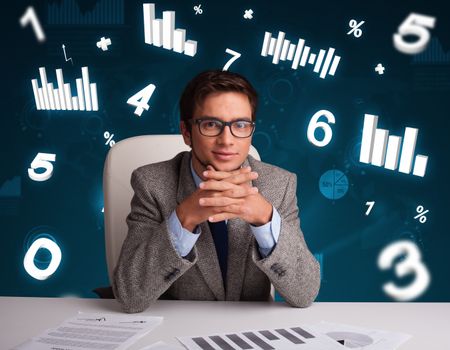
0,297,449,349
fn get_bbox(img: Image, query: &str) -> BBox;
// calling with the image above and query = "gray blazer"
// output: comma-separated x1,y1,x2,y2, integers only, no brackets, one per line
113,151,320,313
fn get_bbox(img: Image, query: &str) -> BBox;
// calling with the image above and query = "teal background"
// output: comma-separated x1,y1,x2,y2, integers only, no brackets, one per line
1,0,450,301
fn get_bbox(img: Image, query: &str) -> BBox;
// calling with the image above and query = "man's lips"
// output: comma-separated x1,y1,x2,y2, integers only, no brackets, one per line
213,151,238,156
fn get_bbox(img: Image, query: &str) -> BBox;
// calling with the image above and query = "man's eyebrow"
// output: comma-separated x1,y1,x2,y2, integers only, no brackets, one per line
200,116,253,122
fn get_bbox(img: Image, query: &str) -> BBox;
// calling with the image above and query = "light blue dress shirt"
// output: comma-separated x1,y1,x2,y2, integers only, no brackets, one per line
168,159,281,258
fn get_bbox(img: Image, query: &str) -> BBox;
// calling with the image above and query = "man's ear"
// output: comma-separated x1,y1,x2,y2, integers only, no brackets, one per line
180,121,192,147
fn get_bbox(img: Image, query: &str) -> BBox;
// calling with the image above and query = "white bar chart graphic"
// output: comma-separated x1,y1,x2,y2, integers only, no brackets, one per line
261,31,341,79
143,3,197,57
359,114,428,177
31,66,98,112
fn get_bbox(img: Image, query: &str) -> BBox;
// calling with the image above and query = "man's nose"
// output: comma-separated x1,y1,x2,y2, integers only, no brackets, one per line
217,124,234,144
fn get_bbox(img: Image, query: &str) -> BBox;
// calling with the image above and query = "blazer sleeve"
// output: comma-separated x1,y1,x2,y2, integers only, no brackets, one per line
112,170,198,313
251,172,321,307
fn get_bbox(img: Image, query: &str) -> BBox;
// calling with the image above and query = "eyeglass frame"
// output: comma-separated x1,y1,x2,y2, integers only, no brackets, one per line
188,117,256,138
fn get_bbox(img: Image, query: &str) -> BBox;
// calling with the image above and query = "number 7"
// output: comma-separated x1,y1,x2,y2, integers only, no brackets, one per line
223,48,241,71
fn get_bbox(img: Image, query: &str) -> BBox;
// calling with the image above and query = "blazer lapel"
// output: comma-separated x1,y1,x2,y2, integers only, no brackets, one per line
176,152,225,301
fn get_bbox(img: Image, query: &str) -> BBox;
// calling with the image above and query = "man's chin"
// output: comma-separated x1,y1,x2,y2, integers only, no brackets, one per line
209,160,244,172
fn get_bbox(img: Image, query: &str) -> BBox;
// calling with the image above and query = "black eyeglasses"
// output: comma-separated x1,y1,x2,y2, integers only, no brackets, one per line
189,118,256,138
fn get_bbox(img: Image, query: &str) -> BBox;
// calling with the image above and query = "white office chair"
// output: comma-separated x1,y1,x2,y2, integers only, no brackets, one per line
102,134,275,300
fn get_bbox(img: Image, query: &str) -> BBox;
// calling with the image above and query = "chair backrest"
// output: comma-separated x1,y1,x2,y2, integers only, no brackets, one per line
103,134,261,284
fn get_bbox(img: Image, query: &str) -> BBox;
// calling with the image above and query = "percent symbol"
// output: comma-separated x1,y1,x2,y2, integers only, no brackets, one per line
104,131,115,147
414,205,429,223
193,4,203,15
347,19,365,38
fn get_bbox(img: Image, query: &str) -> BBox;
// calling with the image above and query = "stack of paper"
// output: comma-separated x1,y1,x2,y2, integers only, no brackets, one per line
14,312,163,350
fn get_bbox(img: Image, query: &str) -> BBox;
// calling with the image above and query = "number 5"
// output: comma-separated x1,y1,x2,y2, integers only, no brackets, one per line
28,152,56,182
393,13,436,54
378,240,430,301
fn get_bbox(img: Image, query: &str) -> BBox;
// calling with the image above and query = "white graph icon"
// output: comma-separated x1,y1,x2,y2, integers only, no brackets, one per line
31,66,98,111
143,3,197,57
359,114,428,177
261,31,341,79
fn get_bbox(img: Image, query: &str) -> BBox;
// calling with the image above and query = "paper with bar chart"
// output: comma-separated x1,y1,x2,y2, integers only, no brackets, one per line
261,31,341,79
143,3,197,57
31,66,99,111
178,325,343,350
359,114,428,177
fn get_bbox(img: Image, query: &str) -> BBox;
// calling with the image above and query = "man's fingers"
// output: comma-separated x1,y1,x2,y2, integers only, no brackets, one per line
199,196,243,207
224,171,258,185
202,166,251,180
222,186,258,198
208,211,240,223
199,179,235,191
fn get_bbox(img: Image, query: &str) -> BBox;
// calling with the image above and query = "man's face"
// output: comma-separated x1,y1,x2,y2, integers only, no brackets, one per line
181,91,253,175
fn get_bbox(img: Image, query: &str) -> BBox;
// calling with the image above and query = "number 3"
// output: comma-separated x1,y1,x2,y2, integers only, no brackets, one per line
393,13,436,55
378,240,430,301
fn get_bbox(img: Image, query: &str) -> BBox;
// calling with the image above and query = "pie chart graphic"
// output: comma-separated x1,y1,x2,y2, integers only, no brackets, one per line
326,331,374,348
319,169,349,200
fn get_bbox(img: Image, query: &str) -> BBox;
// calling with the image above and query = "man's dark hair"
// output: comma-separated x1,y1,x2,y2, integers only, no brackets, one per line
179,70,258,126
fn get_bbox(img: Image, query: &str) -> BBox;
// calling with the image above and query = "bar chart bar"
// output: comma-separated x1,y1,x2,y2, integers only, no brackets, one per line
360,114,378,164
328,56,341,76
81,67,92,111
56,69,66,110
47,83,56,110
272,31,285,64
76,79,85,111
39,67,50,110
268,38,276,55
53,89,61,110
280,39,290,61
313,49,326,72
287,43,296,60
371,129,389,166
413,155,428,177
37,88,45,109
162,11,175,50
320,48,336,79
299,46,311,67
31,79,41,110
143,3,155,44
173,29,185,53
152,19,163,47
399,127,418,174
384,135,402,170
90,83,99,111
292,38,305,69
64,83,73,110
184,40,197,57
261,32,271,56
308,53,316,64
72,96,79,111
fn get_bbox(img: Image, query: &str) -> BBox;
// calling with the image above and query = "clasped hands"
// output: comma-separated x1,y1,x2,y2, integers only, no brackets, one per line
176,165,273,232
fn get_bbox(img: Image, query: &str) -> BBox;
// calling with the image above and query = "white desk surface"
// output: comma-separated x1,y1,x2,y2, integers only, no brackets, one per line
0,297,449,349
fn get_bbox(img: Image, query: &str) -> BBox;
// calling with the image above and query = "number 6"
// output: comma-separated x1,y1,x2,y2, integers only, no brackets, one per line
393,13,436,54
307,110,335,147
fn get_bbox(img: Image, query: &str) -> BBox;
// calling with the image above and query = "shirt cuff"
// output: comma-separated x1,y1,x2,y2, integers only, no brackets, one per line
250,206,281,257
168,210,201,257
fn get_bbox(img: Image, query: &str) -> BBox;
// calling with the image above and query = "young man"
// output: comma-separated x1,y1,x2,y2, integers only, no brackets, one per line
113,70,320,313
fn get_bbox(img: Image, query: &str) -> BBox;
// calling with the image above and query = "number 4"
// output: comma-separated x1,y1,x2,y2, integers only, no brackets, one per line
393,13,436,55
127,83,156,117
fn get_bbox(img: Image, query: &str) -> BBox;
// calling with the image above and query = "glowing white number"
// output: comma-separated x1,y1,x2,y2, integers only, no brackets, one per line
223,48,241,71
23,238,62,280
127,83,156,117
307,110,335,147
393,13,436,54
28,153,56,182
19,6,46,42
378,240,430,301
